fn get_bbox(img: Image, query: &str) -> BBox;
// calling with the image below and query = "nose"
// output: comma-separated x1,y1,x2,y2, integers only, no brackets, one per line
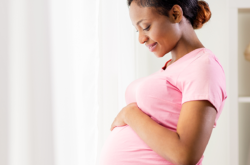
138,32,149,44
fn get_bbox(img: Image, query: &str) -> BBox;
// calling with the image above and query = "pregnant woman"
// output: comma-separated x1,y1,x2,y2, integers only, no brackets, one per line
99,0,227,165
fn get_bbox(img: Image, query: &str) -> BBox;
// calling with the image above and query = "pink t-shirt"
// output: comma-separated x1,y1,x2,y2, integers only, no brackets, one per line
99,48,228,165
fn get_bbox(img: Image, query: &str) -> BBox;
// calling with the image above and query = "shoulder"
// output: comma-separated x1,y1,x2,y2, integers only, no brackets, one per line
199,49,225,72
176,49,227,94
179,49,225,78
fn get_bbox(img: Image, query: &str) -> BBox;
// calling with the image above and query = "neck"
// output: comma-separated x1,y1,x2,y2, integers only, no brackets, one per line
170,25,204,63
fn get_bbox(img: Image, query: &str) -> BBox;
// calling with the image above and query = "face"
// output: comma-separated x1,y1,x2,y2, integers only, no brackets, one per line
129,2,183,57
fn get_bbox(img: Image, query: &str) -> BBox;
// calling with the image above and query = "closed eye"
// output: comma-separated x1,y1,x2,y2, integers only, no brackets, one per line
143,25,150,31
136,25,150,32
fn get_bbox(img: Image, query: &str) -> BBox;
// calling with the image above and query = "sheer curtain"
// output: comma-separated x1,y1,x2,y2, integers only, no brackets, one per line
49,0,101,164
0,0,135,165
49,0,136,164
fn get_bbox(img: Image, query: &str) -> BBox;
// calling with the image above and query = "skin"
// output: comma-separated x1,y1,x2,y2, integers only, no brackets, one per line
111,2,217,165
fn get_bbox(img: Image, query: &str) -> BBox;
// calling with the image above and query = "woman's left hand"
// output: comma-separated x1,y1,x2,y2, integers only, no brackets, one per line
110,102,138,131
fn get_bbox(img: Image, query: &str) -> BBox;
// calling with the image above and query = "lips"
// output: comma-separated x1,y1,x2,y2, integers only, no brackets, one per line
146,42,157,52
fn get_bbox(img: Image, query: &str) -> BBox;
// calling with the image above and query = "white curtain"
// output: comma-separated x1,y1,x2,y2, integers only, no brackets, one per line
49,0,101,164
0,0,136,165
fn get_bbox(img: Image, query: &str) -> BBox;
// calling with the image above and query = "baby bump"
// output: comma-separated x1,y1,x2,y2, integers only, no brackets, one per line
99,125,174,165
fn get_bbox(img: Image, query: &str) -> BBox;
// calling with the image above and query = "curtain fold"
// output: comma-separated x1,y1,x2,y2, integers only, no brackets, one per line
0,0,136,165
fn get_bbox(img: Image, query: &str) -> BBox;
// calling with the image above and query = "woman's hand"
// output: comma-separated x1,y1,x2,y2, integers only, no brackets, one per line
110,102,138,131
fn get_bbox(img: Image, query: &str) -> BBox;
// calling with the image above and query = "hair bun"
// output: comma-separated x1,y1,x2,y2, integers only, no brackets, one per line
193,0,212,29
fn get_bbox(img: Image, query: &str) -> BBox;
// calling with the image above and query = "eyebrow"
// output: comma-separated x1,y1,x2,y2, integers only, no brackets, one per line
136,19,146,26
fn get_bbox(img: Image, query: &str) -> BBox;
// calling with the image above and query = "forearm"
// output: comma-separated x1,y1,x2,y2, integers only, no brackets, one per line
124,107,188,165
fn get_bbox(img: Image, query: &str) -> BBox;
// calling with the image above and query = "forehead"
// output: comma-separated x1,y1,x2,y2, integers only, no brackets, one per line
129,2,159,26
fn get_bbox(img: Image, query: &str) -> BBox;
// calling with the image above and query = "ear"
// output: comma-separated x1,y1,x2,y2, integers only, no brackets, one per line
169,5,183,23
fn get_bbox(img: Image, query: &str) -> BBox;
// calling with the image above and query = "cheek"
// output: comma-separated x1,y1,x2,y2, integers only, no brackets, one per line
150,29,164,42
152,29,176,56
153,30,173,50
161,27,180,48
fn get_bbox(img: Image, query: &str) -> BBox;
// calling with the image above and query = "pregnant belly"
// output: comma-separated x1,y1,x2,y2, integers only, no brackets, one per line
98,125,175,165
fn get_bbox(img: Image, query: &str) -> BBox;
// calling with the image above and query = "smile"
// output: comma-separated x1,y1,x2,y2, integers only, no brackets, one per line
149,43,157,52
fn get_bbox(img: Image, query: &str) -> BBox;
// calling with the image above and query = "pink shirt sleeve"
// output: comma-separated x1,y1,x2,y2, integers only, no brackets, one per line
176,52,227,114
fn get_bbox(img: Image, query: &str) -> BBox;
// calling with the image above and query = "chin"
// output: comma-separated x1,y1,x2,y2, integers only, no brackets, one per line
154,52,165,58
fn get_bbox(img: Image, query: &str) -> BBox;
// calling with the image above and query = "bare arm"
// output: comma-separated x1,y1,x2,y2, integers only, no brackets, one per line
124,100,217,165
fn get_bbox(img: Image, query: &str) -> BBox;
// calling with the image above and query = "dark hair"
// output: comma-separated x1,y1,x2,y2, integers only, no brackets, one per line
127,0,211,29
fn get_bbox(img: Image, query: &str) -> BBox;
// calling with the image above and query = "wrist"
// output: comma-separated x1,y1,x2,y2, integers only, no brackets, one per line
124,105,144,125
123,106,133,124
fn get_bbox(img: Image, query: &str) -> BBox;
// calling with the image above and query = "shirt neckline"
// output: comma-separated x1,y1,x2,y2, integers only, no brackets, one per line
161,59,172,70
161,47,208,71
